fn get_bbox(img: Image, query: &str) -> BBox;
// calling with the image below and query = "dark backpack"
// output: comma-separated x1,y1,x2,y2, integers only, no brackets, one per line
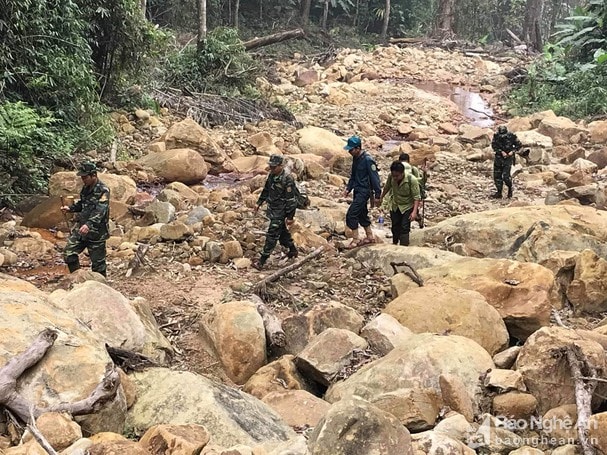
282,173,310,209
293,181,310,209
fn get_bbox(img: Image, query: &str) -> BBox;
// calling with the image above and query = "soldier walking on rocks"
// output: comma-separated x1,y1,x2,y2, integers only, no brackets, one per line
61,162,110,276
253,154,298,270
343,136,382,248
491,125,522,199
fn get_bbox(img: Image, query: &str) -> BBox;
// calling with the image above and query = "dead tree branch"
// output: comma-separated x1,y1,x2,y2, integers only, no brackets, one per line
253,246,326,298
0,329,121,424
565,344,598,455
250,294,286,348
126,244,150,278
243,29,305,51
390,261,424,287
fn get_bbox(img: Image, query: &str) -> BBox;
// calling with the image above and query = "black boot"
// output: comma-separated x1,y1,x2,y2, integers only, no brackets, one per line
66,259,80,273
507,187,513,198
399,233,410,246
287,247,298,259
490,191,502,199
252,255,268,270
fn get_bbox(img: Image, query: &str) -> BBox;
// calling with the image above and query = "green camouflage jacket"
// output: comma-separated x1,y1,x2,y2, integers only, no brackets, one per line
69,180,110,241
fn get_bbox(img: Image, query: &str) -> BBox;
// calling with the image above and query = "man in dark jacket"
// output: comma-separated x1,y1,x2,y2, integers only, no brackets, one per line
253,154,298,270
491,125,522,199
61,162,110,276
342,136,382,247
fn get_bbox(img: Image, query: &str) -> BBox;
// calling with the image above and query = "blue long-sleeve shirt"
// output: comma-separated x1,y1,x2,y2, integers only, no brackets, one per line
347,151,382,198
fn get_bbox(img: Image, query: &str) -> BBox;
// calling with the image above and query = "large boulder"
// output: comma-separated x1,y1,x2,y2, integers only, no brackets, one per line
384,283,509,355
21,196,71,229
52,281,146,351
136,148,208,184
199,301,266,384
537,116,587,144
566,249,607,314
307,398,412,455
325,333,494,410
516,327,607,414
126,368,295,447
391,256,558,340
296,126,349,162
163,118,231,173
412,205,607,263
0,274,127,434
49,172,136,204
231,156,272,174
588,120,607,143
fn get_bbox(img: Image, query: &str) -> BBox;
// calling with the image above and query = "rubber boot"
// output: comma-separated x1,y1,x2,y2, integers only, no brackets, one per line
490,191,502,199
507,186,513,198
399,233,410,246
287,246,298,259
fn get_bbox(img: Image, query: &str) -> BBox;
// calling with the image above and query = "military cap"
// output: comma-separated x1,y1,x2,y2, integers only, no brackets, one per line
77,162,98,176
268,154,284,167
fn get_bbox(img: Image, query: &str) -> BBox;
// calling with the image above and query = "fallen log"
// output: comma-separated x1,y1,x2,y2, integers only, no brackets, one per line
565,344,598,455
253,246,326,297
243,28,305,51
250,294,286,348
0,329,121,423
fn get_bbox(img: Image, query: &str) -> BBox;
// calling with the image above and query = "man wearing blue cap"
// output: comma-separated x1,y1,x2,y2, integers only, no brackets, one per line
343,136,382,247
252,154,298,270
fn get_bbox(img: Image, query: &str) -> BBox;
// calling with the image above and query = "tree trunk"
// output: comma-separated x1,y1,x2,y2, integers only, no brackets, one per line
197,0,207,50
380,0,391,41
140,0,147,18
523,0,544,51
353,0,360,26
322,0,329,29
301,0,312,28
234,0,240,29
259,0,263,21
432,0,457,38
243,28,306,51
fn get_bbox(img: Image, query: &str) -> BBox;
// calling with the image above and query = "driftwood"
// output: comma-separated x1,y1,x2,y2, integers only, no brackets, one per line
125,243,150,278
253,246,326,297
243,28,306,51
250,294,286,348
565,344,598,455
390,261,424,287
0,329,121,424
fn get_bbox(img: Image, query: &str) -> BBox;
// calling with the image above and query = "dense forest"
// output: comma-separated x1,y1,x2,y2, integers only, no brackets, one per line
1,0,606,205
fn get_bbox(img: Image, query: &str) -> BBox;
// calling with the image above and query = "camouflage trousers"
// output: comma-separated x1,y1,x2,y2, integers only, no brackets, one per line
63,232,107,276
260,218,295,260
493,155,514,193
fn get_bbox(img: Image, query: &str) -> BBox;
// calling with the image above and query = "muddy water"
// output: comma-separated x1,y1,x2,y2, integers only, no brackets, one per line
414,81,494,128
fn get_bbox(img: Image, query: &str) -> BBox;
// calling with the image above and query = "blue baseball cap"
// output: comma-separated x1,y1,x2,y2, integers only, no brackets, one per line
344,136,362,151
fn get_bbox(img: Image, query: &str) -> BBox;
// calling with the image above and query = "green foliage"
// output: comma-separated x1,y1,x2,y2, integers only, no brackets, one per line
163,28,259,95
0,102,74,207
507,58,607,119
552,1,607,62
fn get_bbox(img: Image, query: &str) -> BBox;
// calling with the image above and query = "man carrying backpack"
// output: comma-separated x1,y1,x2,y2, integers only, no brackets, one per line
491,125,522,199
379,161,421,246
253,154,298,270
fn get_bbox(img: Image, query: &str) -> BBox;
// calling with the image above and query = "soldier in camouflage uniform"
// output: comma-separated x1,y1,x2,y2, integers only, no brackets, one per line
491,125,522,199
61,162,110,276
253,154,298,270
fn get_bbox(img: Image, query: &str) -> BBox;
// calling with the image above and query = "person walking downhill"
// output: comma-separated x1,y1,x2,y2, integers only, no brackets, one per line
61,162,110,276
342,136,382,248
379,161,421,246
491,125,522,199
253,154,299,270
